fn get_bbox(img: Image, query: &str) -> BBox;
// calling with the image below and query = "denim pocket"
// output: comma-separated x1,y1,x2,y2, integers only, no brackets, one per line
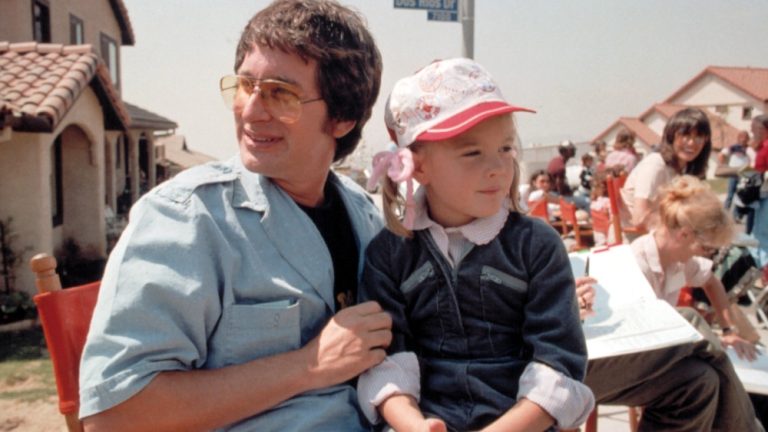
222,299,301,365
479,266,526,342
480,266,528,293
400,262,435,295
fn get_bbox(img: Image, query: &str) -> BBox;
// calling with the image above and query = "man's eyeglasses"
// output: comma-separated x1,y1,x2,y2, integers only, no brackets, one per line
219,75,323,124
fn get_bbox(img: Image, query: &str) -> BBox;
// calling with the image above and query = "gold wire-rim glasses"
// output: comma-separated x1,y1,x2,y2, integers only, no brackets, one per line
219,75,323,124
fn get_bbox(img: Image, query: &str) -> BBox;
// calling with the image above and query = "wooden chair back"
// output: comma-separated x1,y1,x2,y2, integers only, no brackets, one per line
559,197,592,249
605,174,625,244
30,253,100,432
527,199,549,222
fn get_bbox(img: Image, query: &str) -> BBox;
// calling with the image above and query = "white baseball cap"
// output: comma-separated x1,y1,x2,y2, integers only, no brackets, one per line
385,58,535,148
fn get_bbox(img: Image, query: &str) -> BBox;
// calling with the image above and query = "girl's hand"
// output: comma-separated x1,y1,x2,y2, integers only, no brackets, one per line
575,277,597,320
720,333,758,361
422,418,447,432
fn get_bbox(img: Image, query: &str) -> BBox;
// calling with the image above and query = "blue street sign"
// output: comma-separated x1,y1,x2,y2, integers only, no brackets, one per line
427,10,458,21
393,0,458,12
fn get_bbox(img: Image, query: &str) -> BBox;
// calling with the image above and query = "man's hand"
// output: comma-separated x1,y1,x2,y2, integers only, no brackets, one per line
303,301,392,389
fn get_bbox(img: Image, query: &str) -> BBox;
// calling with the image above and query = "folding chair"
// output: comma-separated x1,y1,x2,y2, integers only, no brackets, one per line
559,198,594,250
605,173,646,243
29,253,100,432
527,198,550,222
590,208,611,247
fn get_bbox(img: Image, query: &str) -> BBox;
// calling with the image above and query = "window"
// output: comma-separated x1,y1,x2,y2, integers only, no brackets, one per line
70,14,84,44
743,106,753,120
51,137,63,227
32,1,51,43
100,33,119,89
715,105,728,115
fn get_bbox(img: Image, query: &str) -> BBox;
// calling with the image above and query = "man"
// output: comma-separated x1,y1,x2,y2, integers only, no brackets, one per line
548,140,589,210
751,114,768,280
79,1,390,430
548,139,576,196
718,130,752,210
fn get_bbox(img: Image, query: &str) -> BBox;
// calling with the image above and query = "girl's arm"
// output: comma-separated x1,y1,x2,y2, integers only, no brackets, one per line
379,394,446,432
479,399,554,432
701,275,757,361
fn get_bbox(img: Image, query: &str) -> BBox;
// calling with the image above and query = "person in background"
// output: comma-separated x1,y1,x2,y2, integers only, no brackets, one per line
359,58,593,432
604,128,639,173
590,139,608,173
750,114,768,282
548,140,576,196
575,277,764,432
620,107,712,232
631,175,757,359
577,153,595,199
78,1,390,430
719,130,753,211
548,140,590,211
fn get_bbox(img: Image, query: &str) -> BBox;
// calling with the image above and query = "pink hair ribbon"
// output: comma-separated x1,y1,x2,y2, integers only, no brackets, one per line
367,148,417,229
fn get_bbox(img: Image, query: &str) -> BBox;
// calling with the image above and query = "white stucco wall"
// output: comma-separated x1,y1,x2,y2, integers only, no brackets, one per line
1,86,106,295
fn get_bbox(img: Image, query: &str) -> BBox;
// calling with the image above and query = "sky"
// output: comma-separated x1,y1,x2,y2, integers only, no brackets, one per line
121,0,768,165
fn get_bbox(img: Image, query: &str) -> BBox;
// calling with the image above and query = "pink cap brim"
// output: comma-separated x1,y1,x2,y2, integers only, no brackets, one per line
417,101,536,142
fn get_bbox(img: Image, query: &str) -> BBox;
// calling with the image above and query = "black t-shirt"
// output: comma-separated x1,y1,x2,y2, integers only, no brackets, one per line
299,181,358,311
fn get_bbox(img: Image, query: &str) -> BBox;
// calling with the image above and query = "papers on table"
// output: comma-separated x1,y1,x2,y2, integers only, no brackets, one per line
571,245,703,360
727,345,768,395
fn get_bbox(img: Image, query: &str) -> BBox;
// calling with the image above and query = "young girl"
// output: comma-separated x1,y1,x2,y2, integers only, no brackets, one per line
630,175,758,360
358,58,593,432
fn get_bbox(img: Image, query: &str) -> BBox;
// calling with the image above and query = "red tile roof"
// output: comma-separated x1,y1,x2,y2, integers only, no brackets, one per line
639,103,688,121
664,66,768,104
593,117,660,147
0,41,129,132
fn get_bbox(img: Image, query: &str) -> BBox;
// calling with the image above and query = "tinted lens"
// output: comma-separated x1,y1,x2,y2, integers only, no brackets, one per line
218,76,302,123
259,81,302,123
219,75,239,109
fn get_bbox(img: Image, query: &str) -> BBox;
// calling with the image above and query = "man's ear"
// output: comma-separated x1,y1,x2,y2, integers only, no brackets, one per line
331,120,356,138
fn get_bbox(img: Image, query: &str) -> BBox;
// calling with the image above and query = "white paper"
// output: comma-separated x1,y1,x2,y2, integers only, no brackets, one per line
727,345,768,395
572,245,703,360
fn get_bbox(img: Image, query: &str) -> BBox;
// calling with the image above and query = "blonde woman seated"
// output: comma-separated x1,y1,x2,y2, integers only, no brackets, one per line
631,175,757,360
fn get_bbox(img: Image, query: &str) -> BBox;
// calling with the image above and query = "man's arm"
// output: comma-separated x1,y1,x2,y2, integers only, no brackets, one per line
83,302,391,432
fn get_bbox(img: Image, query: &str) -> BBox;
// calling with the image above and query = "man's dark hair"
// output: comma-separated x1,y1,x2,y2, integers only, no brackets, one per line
659,107,711,178
235,0,382,161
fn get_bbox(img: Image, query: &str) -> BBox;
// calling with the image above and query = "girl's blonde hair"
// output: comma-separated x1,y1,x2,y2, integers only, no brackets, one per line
379,120,523,238
658,175,734,246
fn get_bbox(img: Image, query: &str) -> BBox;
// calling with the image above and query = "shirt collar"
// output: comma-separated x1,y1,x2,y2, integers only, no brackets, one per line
411,187,509,246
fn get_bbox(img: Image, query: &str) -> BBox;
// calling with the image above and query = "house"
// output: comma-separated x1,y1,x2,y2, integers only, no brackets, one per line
154,134,216,182
594,66,768,173
0,0,184,295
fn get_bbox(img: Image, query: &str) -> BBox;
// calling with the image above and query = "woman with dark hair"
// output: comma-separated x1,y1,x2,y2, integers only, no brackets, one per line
620,107,712,232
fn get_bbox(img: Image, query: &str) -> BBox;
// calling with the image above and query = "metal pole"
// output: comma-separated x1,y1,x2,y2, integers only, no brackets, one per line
461,0,475,59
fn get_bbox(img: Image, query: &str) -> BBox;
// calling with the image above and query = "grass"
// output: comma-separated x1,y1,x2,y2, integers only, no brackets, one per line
0,327,57,403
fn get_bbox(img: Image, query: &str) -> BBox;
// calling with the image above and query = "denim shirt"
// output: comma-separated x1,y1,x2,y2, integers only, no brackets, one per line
359,212,587,431
79,157,383,431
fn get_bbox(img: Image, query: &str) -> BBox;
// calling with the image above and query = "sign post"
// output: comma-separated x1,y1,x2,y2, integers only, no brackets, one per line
393,0,473,59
